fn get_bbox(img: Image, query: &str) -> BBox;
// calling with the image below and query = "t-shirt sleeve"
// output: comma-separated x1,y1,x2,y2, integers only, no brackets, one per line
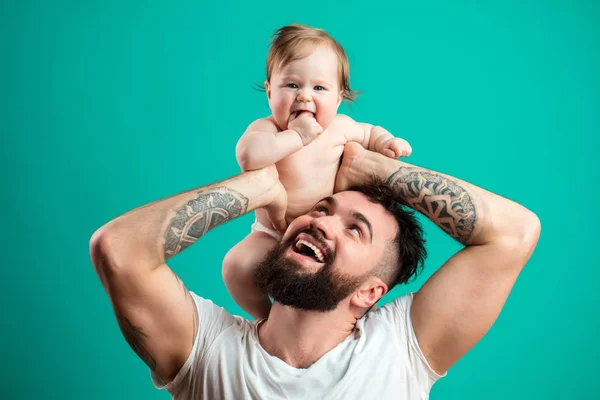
374,292,447,386
150,292,239,393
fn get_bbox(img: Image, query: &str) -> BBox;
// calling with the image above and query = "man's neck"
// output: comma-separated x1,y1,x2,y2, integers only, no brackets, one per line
257,303,358,369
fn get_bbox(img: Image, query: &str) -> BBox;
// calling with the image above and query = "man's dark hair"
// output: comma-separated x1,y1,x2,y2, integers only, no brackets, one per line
348,178,427,290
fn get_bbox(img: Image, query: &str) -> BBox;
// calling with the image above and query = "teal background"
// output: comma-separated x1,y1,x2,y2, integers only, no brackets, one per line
2,0,598,398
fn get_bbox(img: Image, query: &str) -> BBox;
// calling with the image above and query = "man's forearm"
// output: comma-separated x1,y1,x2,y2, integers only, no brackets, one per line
385,165,478,245
92,167,280,272
343,146,538,247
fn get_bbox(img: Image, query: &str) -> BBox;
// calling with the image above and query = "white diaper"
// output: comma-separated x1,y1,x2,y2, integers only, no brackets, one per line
251,219,282,241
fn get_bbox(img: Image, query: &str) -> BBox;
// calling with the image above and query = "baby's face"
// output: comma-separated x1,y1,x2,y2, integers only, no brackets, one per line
267,45,343,131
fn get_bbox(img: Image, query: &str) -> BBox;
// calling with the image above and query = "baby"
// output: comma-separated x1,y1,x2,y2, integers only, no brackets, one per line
222,24,412,319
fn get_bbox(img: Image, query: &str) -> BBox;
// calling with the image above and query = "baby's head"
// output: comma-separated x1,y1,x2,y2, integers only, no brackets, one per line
264,24,358,131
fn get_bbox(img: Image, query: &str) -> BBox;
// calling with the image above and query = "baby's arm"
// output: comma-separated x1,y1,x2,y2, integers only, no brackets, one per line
361,123,412,158
340,115,412,158
236,118,303,171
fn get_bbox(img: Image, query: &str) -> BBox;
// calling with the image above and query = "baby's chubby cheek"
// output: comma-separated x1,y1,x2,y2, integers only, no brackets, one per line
315,111,337,130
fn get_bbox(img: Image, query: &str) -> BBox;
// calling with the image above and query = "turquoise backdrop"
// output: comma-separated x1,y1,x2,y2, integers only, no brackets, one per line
2,0,598,399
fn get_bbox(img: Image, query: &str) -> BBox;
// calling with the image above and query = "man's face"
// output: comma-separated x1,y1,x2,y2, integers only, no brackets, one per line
254,191,398,312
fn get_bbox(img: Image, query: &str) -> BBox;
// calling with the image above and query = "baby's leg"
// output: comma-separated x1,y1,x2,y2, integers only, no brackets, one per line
222,231,278,320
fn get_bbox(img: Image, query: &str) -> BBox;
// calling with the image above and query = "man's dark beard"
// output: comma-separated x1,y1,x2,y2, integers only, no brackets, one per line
254,227,367,312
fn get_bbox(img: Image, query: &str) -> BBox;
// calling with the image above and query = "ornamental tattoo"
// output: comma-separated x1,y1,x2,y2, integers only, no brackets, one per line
386,167,476,244
164,187,249,258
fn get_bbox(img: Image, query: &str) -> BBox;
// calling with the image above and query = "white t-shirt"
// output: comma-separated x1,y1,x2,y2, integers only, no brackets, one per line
151,292,445,399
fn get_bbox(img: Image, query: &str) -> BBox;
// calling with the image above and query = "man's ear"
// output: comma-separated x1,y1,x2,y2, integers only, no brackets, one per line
265,81,271,100
352,278,387,309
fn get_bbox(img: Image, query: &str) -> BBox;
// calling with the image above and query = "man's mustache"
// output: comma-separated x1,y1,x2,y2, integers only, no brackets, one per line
285,226,334,263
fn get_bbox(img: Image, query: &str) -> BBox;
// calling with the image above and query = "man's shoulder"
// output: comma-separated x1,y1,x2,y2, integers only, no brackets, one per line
364,292,415,329
376,292,415,313
188,292,252,329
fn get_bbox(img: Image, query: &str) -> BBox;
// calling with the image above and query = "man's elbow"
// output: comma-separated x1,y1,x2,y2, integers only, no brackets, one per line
90,223,115,262
502,210,541,264
89,224,128,278
89,226,115,285
520,211,541,253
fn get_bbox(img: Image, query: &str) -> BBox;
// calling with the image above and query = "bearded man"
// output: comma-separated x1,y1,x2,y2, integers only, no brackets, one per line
90,143,540,399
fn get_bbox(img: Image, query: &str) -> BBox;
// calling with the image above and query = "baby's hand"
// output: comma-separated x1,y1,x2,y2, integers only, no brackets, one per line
377,137,412,159
288,111,323,145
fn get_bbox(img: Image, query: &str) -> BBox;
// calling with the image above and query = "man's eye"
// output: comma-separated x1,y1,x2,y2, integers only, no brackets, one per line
314,85,324,91
287,83,298,88
314,206,327,215
349,226,361,237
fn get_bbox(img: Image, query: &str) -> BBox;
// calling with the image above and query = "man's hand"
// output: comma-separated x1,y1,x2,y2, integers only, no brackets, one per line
288,111,323,145
335,142,392,193
376,137,412,159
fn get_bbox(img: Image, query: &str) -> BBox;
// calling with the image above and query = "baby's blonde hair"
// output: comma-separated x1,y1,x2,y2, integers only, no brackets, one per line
266,24,358,103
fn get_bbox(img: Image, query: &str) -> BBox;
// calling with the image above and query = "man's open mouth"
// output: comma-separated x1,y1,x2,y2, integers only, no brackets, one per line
293,238,326,263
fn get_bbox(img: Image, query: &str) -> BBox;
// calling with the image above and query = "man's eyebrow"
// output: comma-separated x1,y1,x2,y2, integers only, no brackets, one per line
319,197,373,242
321,196,337,208
352,212,373,243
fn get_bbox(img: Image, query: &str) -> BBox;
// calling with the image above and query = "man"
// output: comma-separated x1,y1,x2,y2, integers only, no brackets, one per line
90,143,540,399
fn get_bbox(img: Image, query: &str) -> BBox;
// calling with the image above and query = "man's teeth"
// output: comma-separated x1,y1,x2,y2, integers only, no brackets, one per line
295,239,325,263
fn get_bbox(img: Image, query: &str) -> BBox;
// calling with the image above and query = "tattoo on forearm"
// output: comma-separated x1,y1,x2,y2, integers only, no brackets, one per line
117,314,157,371
386,167,476,244
164,187,249,258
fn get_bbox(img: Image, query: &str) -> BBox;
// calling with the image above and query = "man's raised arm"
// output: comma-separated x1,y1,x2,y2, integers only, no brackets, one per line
336,143,540,375
89,166,286,384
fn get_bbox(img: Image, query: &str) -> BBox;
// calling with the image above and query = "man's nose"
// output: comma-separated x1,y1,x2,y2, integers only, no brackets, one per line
310,216,337,241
